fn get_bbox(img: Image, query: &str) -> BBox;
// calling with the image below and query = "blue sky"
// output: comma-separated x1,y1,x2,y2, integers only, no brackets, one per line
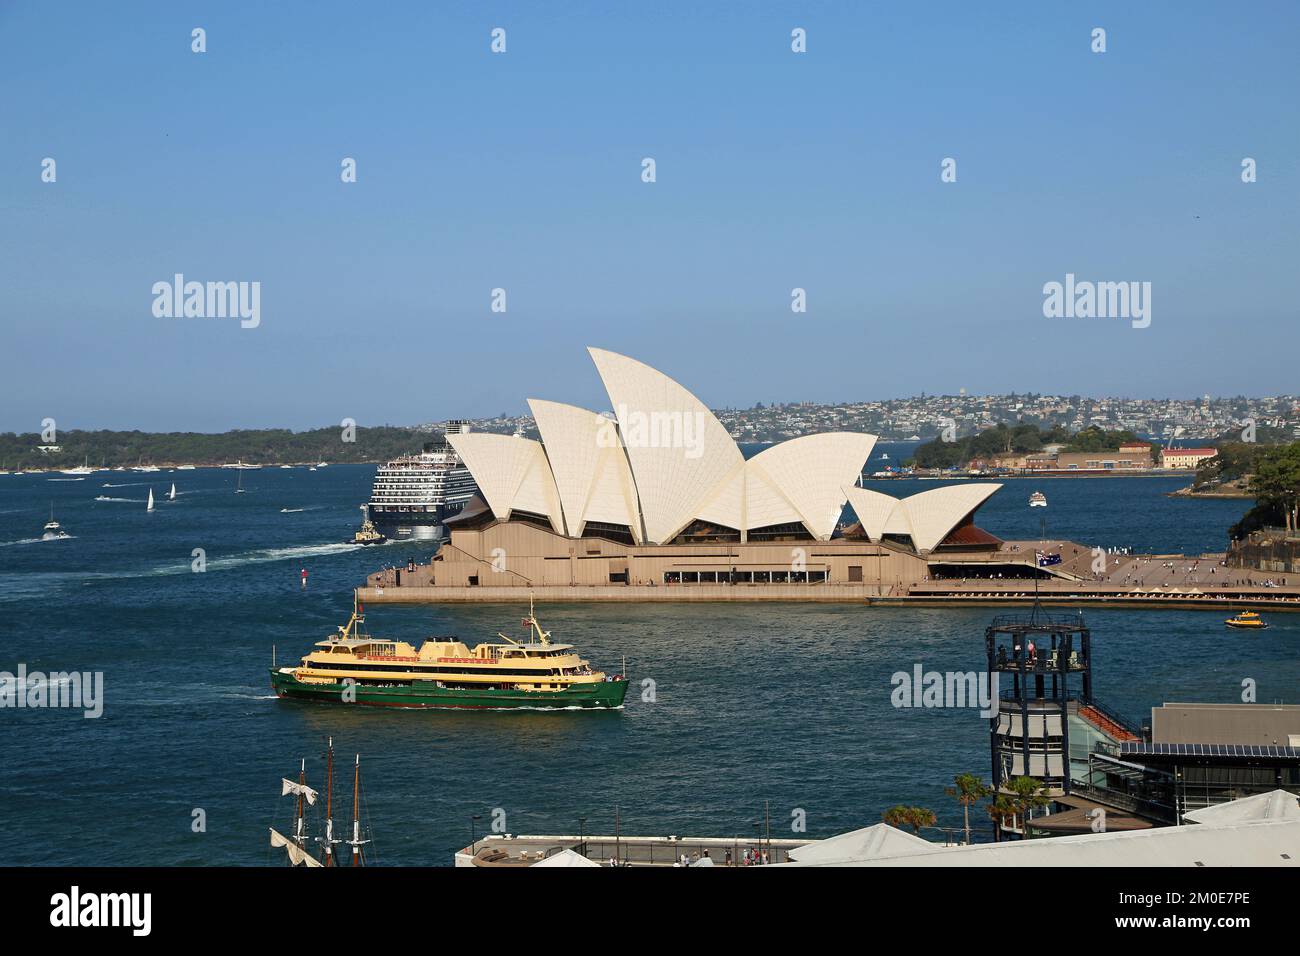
1,1,1297,431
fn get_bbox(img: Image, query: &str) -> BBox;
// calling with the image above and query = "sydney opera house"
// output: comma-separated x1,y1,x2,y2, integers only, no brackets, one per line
368,348,1012,598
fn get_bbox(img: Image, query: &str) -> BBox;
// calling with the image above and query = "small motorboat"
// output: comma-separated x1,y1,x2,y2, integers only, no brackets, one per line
1029,491,1047,508
1226,611,1268,630
42,503,70,540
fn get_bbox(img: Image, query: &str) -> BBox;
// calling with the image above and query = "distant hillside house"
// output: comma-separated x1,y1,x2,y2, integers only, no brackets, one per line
1161,447,1217,470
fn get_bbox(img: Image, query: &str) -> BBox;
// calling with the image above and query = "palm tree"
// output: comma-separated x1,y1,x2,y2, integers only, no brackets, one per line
945,773,993,845
1005,776,1052,839
882,805,936,836
985,794,1018,842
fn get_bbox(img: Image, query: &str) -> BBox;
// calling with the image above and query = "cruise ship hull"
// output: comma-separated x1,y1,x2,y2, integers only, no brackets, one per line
367,510,451,541
270,668,628,710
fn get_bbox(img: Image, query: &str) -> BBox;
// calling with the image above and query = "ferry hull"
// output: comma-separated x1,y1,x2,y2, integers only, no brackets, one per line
270,668,628,710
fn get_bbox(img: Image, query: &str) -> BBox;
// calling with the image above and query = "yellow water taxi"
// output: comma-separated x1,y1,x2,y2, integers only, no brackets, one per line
1225,610,1269,630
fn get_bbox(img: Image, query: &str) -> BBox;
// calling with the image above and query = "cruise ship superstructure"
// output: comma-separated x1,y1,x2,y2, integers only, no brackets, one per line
365,422,478,541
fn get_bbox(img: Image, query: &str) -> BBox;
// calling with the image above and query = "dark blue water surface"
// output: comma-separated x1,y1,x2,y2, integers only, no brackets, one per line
1,455,1295,865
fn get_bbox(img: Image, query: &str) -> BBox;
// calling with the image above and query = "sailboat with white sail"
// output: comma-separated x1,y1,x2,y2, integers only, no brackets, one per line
168,483,176,501
146,488,154,512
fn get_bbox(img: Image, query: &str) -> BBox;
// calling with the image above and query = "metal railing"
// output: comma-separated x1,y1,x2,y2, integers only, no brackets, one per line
1080,698,1145,740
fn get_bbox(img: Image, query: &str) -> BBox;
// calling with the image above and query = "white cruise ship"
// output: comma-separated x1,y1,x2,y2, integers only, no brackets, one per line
364,421,479,541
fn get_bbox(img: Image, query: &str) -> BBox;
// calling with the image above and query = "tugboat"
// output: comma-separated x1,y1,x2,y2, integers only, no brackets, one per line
1225,610,1269,630
351,518,387,546
42,503,70,540
270,595,628,709
1029,491,1047,508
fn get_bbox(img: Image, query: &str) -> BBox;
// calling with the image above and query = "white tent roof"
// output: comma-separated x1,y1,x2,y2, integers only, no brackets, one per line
1184,789,1300,825
531,848,601,867
779,791,1300,867
785,823,935,864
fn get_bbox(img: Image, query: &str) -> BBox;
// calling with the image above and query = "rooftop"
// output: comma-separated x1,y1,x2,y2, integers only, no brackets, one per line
778,791,1300,867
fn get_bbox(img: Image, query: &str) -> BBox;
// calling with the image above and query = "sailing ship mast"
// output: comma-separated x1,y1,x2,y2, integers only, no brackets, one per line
346,753,370,866
294,758,309,849
318,737,341,866
270,757,320,866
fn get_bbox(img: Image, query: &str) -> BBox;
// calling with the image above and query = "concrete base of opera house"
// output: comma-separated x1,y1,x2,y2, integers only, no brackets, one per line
358,583,1300,608
359,519,1300,608
359,583,881,604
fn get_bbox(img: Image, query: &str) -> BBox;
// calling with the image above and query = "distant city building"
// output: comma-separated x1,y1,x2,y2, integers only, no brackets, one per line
977,442,1154,473
1053,444,1153,471
426,395,1299,448
1160,447,1218,469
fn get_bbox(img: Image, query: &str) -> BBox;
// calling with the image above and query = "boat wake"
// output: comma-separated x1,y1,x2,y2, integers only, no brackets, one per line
203,542,364,570
94,496,141,503
0,541,364,601
48,477,85,482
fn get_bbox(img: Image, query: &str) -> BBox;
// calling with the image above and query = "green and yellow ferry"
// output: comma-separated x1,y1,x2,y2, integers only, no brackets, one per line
270,595,628,710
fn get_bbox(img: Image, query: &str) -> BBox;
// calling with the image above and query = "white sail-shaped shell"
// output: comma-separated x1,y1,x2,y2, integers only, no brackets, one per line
745,433,876,539
443,348,886,545
527,399,642,540
446,432,564,533
842,486,902,543
588,347,743,544
843,483,1002,553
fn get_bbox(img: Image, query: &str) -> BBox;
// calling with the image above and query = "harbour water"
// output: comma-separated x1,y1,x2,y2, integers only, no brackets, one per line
1,452,1295,865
